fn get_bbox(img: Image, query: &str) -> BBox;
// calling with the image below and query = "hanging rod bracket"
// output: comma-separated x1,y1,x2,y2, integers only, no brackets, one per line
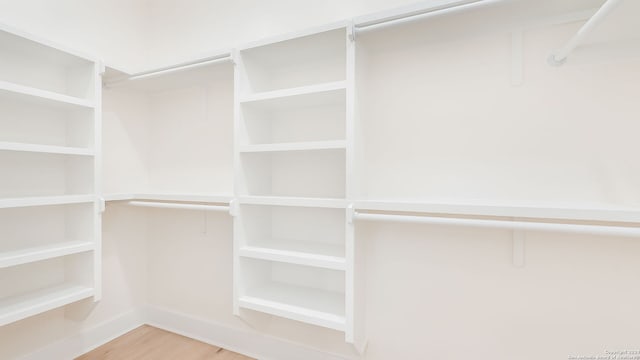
347,204,355,224
348,22,356,42
547,53,567,67
229,199,238,217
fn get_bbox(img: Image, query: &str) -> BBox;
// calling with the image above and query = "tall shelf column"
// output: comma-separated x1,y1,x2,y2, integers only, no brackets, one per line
0,24,103,326
232,23,360,343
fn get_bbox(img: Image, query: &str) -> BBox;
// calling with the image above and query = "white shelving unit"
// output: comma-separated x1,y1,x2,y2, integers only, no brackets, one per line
0,24,102,326
233,22,360,343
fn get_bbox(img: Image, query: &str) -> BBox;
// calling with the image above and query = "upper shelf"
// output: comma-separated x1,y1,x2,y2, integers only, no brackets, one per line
355,199,640,223
238,26,347,94
0,23,97,65
0,195,95,209
0,81,95,109
239,81,346,105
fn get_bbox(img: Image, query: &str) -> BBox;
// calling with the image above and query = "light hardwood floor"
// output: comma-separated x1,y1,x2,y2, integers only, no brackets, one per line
76,325,255,360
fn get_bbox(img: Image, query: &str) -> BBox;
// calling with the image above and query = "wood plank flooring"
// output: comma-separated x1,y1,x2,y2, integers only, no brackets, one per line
76,325,254,360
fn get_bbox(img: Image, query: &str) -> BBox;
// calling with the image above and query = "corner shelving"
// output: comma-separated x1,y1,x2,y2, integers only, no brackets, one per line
0,25,102,326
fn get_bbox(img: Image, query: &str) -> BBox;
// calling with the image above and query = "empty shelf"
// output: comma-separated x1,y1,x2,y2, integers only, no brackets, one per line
239,283,345,331
240,81,346,104
0,284,94,326
355,199,640,223
240,241,345,270
238,196,346,208
103,193,233,203
239,140,347,153
0,241,94,269
0,195,95,209
0,141,94,156
0,80,94,109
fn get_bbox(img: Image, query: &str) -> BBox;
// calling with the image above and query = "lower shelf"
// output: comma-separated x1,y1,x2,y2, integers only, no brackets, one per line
239,283,345,331
0,284,94,326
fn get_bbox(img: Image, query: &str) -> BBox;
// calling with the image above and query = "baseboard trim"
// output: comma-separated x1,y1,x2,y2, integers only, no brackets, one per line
18,306,355,360
19,309,145,360
144,306,355,360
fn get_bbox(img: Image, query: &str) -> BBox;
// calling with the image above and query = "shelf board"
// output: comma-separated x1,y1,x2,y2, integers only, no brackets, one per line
239,283,345,331
239,140,347,153
0,80,94,109
240,241,345,270
103,193,233,204
239,81,346,104
355,199,640,223
238,196,346,209
0,195,95,209
0,141,94,156
0,241,94,269
0,284,94,326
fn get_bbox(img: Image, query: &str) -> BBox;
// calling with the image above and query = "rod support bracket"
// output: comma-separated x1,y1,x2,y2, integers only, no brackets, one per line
98,197,106,213
547,53,567,67
347,203,355,224
229,199,238,217
348,22,356,42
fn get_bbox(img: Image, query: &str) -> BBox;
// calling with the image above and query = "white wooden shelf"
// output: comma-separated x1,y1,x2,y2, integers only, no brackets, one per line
239,140,346,153
0,141,94,156
103,193,233,204
240,242,345,271
0,284,94,326
239,283,345,331
0,241,94,269
239,81,346,104
0,80,94,109
0,195,95,209
355,199,640,223
238,196,346,208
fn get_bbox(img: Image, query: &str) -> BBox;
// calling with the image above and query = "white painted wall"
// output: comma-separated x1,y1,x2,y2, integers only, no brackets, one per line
0,0,150,71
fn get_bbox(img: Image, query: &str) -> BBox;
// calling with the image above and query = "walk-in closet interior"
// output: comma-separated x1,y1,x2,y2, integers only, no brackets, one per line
1,0,639,359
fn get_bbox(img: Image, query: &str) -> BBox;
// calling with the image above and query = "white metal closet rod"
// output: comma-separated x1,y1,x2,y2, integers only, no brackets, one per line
548,0,624,65
127,200,230,212
353,212,640,238
105,54,232,86
354,0,506,34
